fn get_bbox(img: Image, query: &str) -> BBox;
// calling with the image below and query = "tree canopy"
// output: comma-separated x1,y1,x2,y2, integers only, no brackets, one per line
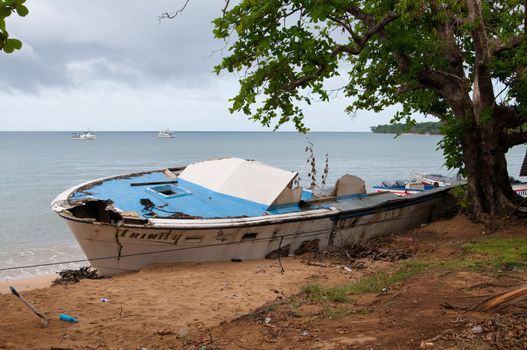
213,0,527,219
0,0,27,54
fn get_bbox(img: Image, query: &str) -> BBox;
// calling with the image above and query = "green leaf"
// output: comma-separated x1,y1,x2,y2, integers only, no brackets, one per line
0,8,12,19
16,5,28,17
3,37,22,53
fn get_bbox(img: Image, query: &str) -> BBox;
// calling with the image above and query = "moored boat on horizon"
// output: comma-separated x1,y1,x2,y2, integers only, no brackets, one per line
157,129,175,138
72,131,96,140
51,158,454,275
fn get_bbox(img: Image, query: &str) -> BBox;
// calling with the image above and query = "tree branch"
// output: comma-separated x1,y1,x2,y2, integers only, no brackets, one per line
327,15,361,43
222,0,231,17
505,130,527,149
279,10,399,92
467,0,495,114
490,35,524,56
158,0,191,22
494,104,527,129
431,1,465,76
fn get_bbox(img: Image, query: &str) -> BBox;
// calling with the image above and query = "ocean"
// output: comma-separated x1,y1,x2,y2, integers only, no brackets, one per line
1,131,525,278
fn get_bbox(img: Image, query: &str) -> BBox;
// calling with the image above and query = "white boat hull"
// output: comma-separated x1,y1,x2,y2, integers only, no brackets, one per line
61,191,445,275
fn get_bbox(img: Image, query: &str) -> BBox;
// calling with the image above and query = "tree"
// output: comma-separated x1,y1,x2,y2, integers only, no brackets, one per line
212,0,527,221
0,0,28,54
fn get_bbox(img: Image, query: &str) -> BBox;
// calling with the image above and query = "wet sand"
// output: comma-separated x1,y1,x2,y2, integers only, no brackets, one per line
0,274,56,294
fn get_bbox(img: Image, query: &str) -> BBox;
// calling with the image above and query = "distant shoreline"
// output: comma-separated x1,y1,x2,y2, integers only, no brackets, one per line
370,121,443,135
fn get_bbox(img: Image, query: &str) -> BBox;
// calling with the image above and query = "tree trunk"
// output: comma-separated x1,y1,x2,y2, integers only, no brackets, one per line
463,123,524,220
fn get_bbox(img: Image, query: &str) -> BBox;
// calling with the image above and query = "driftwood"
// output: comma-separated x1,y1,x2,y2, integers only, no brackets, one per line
441,284,527,312
471,284,527,312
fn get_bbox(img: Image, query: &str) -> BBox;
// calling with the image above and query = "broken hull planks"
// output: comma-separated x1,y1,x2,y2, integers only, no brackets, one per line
59,189,448,275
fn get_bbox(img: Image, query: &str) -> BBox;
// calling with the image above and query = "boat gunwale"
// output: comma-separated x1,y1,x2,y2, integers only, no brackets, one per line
54,169,454,230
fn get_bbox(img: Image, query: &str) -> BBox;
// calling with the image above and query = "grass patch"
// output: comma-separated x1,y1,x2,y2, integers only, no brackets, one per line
347,261,429,294
325,286,350,302
298,237,527,301
464,237,527,271
300,283,351,303
301,284,323,301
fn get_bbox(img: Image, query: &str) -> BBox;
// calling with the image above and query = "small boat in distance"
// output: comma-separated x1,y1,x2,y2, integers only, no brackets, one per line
157,129,175,138
51,157,454,275
72,131,96,140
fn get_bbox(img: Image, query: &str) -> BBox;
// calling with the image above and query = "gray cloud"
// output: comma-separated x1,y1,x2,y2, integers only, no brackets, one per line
0,0,417,131
0,0,224,92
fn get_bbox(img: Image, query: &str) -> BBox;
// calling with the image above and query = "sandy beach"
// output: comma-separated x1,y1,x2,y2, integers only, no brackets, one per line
0,274,56,295
0,258,355,349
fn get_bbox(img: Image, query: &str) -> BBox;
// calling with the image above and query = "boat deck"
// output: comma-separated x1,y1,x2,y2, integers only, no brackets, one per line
69,170,330,219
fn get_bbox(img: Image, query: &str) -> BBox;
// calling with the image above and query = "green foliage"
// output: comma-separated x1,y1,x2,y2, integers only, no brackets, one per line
301,283,323,300
450,184,469,210
371,121,443,134
347,262,428,294
465,237,527,270
300,283,350,303
0,0,27,54
324,286,350,302
213,0,527,175
437,118,471,175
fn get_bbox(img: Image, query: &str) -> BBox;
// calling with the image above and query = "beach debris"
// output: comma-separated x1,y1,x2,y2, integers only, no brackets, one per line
100,297,109,303
471,325,484,334
300,330,309,337
443,284,527,312
264,317,272,324
471,284,527,312
294,239,320,255
230,258,242,262
52,266,106,286
255,266,266,273
339,240,416,262
419,341,434,348
9,286,49,327
154,329,175,336
434,315,527,349
265,244,290,259
177,326,188,338
59,313,79,323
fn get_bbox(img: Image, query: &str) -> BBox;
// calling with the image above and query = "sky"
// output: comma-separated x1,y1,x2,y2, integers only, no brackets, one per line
0,1,431,132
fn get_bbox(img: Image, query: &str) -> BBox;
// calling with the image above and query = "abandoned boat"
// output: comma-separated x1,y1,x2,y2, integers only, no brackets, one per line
51,158,453,275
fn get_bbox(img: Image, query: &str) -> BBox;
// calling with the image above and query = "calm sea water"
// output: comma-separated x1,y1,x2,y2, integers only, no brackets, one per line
1,131,525,278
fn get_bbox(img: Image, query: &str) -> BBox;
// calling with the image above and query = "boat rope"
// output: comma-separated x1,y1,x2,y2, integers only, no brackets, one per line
0,228,326,273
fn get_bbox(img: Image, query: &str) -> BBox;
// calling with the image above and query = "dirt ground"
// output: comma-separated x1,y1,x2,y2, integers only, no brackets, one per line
1,215,526,349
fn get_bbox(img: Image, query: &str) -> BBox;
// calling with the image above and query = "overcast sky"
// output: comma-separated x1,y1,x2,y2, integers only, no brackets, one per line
0,1,430,132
